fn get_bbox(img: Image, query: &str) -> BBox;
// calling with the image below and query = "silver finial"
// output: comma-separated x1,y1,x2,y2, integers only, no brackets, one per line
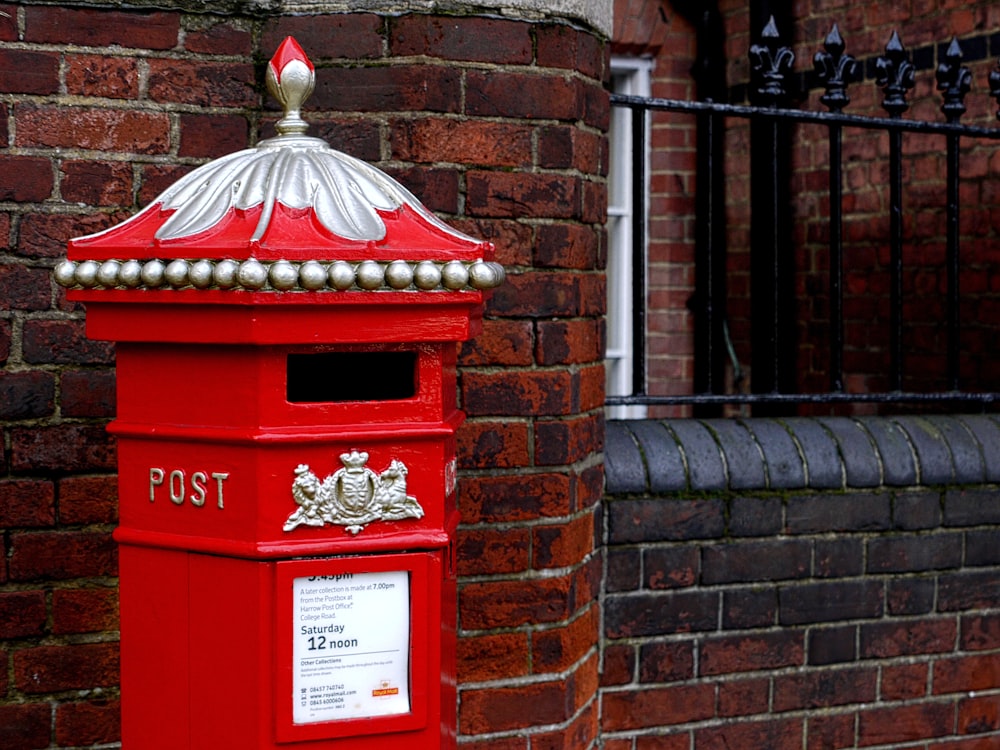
267,36,315,137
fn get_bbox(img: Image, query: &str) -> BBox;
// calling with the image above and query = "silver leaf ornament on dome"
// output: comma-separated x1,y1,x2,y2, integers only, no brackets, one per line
151,37,472,247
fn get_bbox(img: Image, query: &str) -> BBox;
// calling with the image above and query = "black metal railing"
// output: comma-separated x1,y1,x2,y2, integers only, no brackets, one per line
607,19,1000,412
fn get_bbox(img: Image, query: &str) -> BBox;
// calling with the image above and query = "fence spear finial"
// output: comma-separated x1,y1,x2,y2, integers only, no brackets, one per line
749,15,795,106
876,31,915,117
936,37,971,122
814,24,859,112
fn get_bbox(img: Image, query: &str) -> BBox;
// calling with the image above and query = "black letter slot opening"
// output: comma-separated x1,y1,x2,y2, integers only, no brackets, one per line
287,352,417,403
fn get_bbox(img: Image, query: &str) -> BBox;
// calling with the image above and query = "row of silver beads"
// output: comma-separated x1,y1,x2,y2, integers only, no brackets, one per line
54,258,505,292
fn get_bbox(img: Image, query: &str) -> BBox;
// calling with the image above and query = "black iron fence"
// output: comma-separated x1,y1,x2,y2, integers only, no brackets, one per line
607,19,1000,413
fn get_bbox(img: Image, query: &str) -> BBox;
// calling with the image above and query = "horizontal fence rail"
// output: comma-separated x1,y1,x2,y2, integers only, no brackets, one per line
607,19,1000,411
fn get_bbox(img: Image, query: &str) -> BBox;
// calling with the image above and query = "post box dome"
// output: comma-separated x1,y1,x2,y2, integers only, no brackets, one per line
55,37,504,295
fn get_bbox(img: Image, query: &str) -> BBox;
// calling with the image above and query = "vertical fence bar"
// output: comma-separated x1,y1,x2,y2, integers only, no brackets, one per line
630,101,647,400
814,25,857,395
877,32,914,392
749,18,795,407
937,38,970,391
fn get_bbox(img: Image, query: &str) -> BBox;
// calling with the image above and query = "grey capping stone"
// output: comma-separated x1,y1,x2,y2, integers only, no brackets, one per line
662,419,726,491
782,417,843,489
856,417,917,486
740,418,806,489
923,415,985,484
703,418,767,490
628,420,687,493
604,421,647,494
955,414,1000,483
818,417,882,487
892,416,955,485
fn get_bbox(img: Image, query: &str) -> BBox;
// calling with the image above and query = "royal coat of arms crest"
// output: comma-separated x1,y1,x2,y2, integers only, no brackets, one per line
283,450,424,535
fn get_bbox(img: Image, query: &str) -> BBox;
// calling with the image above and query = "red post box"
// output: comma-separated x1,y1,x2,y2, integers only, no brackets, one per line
54,37,503,749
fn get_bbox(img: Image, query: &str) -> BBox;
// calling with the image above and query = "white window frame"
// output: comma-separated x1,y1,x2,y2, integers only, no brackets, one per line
606,56,652,420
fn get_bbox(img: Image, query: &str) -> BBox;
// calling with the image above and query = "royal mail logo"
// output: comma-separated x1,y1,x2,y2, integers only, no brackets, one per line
372,680,399,698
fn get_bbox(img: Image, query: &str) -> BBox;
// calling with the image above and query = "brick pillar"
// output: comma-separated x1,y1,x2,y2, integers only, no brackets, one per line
276,11,610,748
2,3,607,748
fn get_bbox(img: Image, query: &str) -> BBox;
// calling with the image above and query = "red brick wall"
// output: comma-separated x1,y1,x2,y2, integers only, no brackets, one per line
1,5,607,748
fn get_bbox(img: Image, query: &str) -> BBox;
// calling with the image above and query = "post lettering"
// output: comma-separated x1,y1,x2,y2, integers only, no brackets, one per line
147,466,229,510
149,468,165,502
190,471,207,507
212,472,229,509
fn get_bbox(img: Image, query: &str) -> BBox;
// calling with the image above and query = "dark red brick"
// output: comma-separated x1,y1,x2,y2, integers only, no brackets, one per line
696,718,803,750
262,14,384,60
17,211,126,259
139,164,194,206
957,694,1000,735
60,369,116,419
456,419,530,469
458,318,535,367
0,50,60,94
459,473,573,524
58,475,118,525
52,588,118,635
9,531,117,581
183,20,252,56
467,71,583,120
858,701,954,745
14,642,119,693
462,369,575,417
536,23,607,80
535,223,600,269
386,166,459,213
147,59,256,108
0,157,54,202
65,54,140,99
881,662,929,701
0,319,9,364
933,654,1000,694
0,704,51,749
0,591,47,638
0,371,55,421
391,118,532,168
531,604,598,672
456,526,529,576
860,618,957,659
638,640,695,682
178,113,249,159
467,171,580,219
535,318,603,365
460,573,573,629
534,414,603,466
487,272,584,317
22,319,115,365
312,65,461,113
24,6,178,49
390,16,532,63
773,666,877,712
0,479,55,528
461,676,584,734
10,424,116,473
718,677,771,717
962,613,1000,650
60,160,133,207
533,512,596,569
700,631,805,676
457,632,529,683
0,264,51,311
15,105,171,154
602,684,714,731
56,699,120,747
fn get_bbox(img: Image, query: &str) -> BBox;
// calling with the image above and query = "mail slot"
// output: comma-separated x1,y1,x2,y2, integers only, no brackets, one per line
54,37,503,750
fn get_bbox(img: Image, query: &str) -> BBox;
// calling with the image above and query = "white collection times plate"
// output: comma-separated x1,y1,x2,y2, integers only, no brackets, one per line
292,570,410,724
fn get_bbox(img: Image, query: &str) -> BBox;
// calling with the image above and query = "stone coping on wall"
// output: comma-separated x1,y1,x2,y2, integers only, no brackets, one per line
605,415,1000,494
16,0,613,37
